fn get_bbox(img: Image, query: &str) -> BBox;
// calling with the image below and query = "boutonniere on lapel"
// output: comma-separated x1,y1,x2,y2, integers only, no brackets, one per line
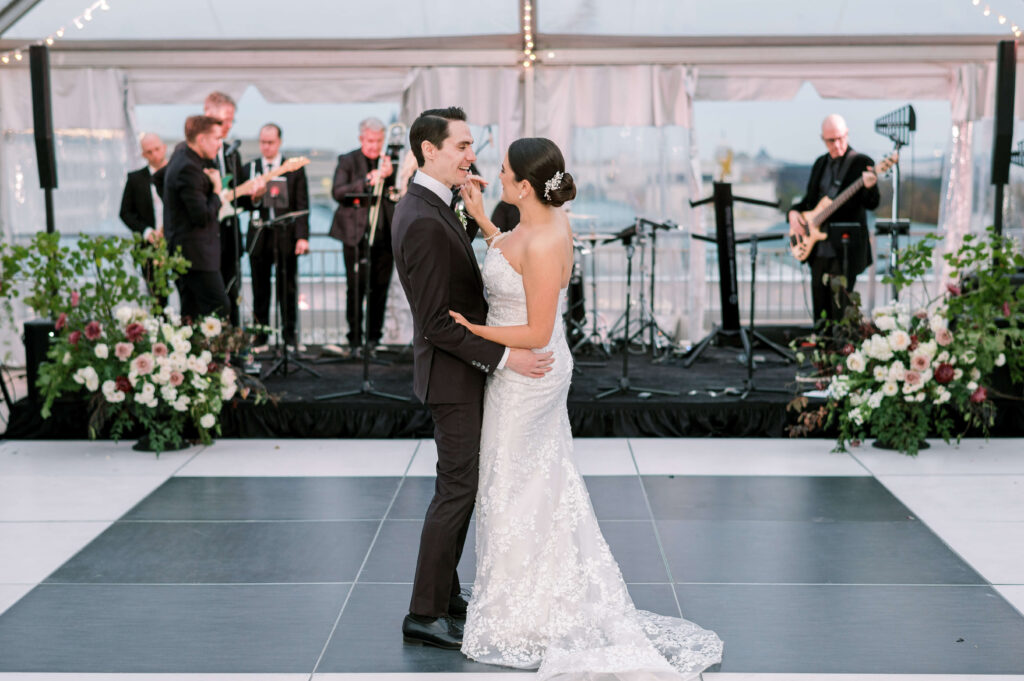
455,204,468,229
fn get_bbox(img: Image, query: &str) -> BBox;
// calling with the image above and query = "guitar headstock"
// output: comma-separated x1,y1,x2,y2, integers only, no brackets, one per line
876,150,899,176
280,156,311,172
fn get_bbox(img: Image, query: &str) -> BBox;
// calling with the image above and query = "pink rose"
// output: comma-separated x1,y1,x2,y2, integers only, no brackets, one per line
904,370,922,387
131,354,154,375
55,312,67,331
935,363,954,384
947,283,962,296
935,328,953,347
68,330,81,346
70,290,80,307
1004,302,1012,318
169,370,184,387
970,386,988,403
152,342,168,357
84,321,102,341
114,342,133,361
125,323,145,342
910,354,929,371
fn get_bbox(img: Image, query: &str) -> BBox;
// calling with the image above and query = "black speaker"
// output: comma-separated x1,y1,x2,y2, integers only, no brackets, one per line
991,40,1017,186
24,318,55,404
29,45,58,190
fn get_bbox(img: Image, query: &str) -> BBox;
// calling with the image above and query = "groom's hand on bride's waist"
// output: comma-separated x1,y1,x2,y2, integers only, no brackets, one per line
506,348,554,378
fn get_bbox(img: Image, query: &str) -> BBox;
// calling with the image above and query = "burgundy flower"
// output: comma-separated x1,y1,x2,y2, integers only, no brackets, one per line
970,386,988,403
207,361,219,373
840,344,855,356
909,334,919,351
68,330,81,346
947,283,962,296
935,363,955,384
84,321,102,341
115,376,132,393
55,312,67,331
1004,301,1012,318
70,290,80,307
125,323,145,342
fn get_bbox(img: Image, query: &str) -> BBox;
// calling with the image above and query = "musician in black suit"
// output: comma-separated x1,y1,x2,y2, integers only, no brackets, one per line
119,132,168,308
238,123,310,348
163,115,230,320
329,117,396,352
788,114,879,326
205,91,244,327
392,107,552,649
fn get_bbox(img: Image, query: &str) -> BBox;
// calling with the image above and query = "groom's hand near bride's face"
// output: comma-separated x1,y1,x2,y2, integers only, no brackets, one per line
506,348,554,378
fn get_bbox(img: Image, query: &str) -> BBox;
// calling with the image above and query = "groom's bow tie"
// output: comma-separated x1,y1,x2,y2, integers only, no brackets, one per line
449,189,461,212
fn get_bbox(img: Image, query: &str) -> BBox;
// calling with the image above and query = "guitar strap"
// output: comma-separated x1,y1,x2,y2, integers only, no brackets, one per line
828,149,860,199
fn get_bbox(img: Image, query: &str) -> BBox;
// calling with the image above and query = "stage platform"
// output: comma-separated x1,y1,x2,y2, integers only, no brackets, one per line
0,436,1023,679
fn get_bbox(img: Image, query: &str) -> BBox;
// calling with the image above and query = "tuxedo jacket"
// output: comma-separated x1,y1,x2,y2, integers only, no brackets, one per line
162,145,222,272
330,148,395,247
391,182,505,404
791,149,879,276
237,157,310,246
119,166,156,235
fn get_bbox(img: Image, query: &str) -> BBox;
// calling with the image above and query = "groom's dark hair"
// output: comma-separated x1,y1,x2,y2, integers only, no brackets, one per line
410,106,467,167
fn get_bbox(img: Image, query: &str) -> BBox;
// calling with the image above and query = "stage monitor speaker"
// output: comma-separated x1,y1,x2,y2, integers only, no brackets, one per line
24,318,55,404
991,40,1017,186
29,45,58,190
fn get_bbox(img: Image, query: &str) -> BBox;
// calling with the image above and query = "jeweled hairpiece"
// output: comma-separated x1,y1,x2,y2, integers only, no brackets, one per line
543,171,563,201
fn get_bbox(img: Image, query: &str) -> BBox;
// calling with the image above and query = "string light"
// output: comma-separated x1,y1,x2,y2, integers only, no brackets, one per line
1,1,112,66
520,0,539,70
967,0,1020,37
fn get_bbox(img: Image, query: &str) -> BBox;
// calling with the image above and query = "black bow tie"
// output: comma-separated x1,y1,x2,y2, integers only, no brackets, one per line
449,191,460,212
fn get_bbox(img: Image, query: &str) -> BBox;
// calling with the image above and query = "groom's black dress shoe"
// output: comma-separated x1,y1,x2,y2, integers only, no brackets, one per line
402,614,463,650
448,591,469,619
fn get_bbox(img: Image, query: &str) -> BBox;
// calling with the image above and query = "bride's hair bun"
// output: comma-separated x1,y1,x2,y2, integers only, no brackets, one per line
508,138,577,208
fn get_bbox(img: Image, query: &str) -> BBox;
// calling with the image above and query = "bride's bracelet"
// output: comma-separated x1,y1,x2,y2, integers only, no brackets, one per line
483,232,500,242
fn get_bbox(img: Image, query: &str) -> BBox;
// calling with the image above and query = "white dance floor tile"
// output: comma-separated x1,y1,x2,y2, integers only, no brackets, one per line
573,438,637,475
996,586,1024,617
913,518,1024,586
176,439,418,477
406,439,438,476
0,522,110,584
0,675,309,680
0,441,195,477
877,475,1024,523
0,584,33,618
853,439,1024,476
0,475,168,522
630,438,868,476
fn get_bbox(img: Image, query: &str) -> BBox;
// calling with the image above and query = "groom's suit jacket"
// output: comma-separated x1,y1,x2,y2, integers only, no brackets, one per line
392,182,505,404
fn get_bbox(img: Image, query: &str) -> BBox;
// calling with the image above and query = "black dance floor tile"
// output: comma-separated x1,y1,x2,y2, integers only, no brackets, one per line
123,476,401,521
627,583,682,617
599,521,670,583
0,583,348,673
46,520,378,584
643,475,913,521
675,583,1024,674
361,520,477,584
659,519,986,585
389,475,650,521
317,582,513,673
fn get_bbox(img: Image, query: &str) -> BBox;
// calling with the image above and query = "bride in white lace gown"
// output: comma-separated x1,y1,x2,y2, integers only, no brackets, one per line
450,138,723,681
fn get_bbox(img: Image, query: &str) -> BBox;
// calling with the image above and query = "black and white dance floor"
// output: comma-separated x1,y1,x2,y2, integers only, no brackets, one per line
1,437,1023,680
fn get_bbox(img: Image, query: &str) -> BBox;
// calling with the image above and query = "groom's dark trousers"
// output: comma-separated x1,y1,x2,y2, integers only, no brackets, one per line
391,182,506,617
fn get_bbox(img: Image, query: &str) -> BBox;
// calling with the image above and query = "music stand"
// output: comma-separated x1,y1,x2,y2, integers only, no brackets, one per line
626,217,679,359
316,187,408,402
684,182,791,367
569,233,611,362
595,225,678,400
737,233,794,399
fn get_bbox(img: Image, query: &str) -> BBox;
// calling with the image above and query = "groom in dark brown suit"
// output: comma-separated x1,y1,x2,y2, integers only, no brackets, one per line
392,107,553,649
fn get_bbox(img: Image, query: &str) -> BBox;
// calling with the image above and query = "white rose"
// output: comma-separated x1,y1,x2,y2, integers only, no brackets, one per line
967,381,978,391
94,343,108,359
888,360,906,382
970,367,981,381
200,317,223,338
221,383,237,401
996,353,1006,367
888,330,911,352
929,315,948,333
868,392,884,409
846,352,866,373
873,365,888,381
160,385,177,403
875,315,896,331
220,367,237,386
915,392,926,402
937,351,950,363
63,352,71,365
954,368,964,380
882,382,899,396
200,413,216,429
849,407,864,425
115,306,134,325
962,351,977,365
897,314,911,330
171,337,192,354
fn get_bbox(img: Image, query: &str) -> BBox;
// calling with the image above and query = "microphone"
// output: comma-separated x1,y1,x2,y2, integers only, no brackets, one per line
223,139,241,157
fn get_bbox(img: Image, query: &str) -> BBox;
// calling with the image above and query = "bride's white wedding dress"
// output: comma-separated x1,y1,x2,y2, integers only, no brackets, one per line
462,238,723,680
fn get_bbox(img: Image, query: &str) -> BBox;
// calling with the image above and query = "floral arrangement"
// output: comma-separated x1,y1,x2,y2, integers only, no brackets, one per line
790,227,1023,455
41,304,242,452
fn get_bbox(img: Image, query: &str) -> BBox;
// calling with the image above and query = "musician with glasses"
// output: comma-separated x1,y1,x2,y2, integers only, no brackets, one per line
787,113,879,327
329,117,397,356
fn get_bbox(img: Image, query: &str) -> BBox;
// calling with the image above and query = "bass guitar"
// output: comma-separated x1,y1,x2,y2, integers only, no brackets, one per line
217,156,310,221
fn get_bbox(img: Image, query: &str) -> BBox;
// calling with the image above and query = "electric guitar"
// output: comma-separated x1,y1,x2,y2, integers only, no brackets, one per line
217,156,311,221
789,151,898,262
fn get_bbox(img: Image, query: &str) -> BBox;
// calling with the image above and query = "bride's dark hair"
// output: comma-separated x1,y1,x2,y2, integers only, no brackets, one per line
508,138,577,208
